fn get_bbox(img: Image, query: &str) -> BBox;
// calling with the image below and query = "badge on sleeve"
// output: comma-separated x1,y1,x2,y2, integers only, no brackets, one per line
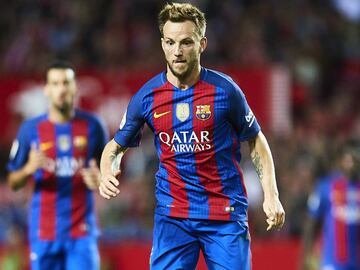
9,140,19,159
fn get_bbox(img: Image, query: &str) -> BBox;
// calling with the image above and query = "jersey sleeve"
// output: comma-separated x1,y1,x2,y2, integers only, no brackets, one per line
7,122,31,172
307,180,327,219
114,91,145,148
228,83,261,141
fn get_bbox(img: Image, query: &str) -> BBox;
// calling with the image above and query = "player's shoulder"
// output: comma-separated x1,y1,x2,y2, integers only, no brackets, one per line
325,171,344,183
203,68,241,93
20,113,48,130
328,171,349,186
127,72,167,109
136,72,167,96
315,172,342,190
74,110,108,141
13,114,47,141
75,109,93,120
75,109,102,124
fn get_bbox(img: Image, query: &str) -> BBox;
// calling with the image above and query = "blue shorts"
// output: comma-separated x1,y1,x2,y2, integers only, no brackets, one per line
321,263,360,270
30,236,99,270
150,213,251,270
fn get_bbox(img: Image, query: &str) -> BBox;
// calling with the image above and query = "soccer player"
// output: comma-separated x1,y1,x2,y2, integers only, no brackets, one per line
303,140,360,270
99,3,285,270
7,61,108,270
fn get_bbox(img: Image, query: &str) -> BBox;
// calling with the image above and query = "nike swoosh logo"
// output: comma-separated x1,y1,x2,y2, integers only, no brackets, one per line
40,141,54,151
154,111,171,119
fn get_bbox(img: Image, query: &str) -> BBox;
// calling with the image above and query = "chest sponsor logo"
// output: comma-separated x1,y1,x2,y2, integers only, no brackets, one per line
332,205,360,224
331,190,360,224
196,105,211,120
158,130,212,152
57,135,71,152
154,111,171,119
176,103,190,122
43,156,85,177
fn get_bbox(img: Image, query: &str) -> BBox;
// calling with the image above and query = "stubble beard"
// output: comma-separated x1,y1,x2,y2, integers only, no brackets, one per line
167,58,197,82
54,101,73,116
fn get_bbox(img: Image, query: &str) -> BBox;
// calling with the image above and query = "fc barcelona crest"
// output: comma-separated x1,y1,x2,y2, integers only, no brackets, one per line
196,105,211,120
176,103,190,122
74,136,88,151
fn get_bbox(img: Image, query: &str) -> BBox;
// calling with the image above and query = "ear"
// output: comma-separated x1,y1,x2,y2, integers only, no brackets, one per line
43,84,50,97
199,37,207,54
73,80,78,93
161,38,166,52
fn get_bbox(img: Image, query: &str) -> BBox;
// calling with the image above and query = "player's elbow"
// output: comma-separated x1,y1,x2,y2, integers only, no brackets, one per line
7,178,18,191
7,174,24,191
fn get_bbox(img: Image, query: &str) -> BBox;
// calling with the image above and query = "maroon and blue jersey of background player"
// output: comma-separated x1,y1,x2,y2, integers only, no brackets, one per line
7,110,108,242
114,67,260,222
308,173,360,269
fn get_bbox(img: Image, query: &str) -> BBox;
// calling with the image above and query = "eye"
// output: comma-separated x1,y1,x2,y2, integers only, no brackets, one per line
182,40,194,46
165,40,174,46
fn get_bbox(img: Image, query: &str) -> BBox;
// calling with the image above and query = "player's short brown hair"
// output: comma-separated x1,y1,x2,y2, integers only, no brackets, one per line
158,2,206,38
45,60,75,82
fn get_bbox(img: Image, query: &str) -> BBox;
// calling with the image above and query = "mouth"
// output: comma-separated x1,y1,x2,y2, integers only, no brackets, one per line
173,60,186,64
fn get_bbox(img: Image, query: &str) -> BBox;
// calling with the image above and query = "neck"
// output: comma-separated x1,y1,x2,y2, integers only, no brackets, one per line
48,107,74,123
166,64,201,90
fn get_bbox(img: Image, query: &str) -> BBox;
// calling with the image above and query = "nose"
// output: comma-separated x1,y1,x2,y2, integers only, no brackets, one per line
58,83,67,93
56,83,70,97
174,44,183,56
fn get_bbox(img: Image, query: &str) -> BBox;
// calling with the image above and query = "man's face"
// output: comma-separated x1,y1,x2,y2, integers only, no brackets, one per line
161,20,206,80
341,147,360,181
45,68,77,113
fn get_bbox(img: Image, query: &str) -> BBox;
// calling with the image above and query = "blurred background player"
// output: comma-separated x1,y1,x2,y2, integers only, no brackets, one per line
6,61,108,270
99,3,285,270
0,0,359,269
303,140,360,270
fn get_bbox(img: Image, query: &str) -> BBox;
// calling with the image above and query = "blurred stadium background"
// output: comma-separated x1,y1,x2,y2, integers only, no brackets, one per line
0,0,359,269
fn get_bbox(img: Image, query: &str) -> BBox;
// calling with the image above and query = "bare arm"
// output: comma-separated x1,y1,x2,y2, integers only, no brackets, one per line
99,139,128,199
248,131,285,230
8,166,32,191
7,145,46,191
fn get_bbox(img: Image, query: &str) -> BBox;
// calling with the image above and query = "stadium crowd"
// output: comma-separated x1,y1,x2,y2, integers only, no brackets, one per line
0,0,359,267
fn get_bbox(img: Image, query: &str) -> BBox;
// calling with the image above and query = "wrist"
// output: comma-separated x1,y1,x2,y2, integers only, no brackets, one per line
95,172,101,185
264,191,279,200
23,164,34,176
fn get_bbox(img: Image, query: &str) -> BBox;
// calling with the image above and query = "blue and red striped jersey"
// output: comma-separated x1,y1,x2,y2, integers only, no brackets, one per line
7,110,108,242
114,68,260,221
308,173,360,268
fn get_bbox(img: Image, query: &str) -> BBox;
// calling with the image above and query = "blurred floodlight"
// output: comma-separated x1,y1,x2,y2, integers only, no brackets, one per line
333,0,360,21
9,85,48,119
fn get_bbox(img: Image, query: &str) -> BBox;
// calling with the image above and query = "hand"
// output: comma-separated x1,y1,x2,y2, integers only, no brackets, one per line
263,195,285,231
99,169,121,199
24,143,47,175
80,159,101,190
